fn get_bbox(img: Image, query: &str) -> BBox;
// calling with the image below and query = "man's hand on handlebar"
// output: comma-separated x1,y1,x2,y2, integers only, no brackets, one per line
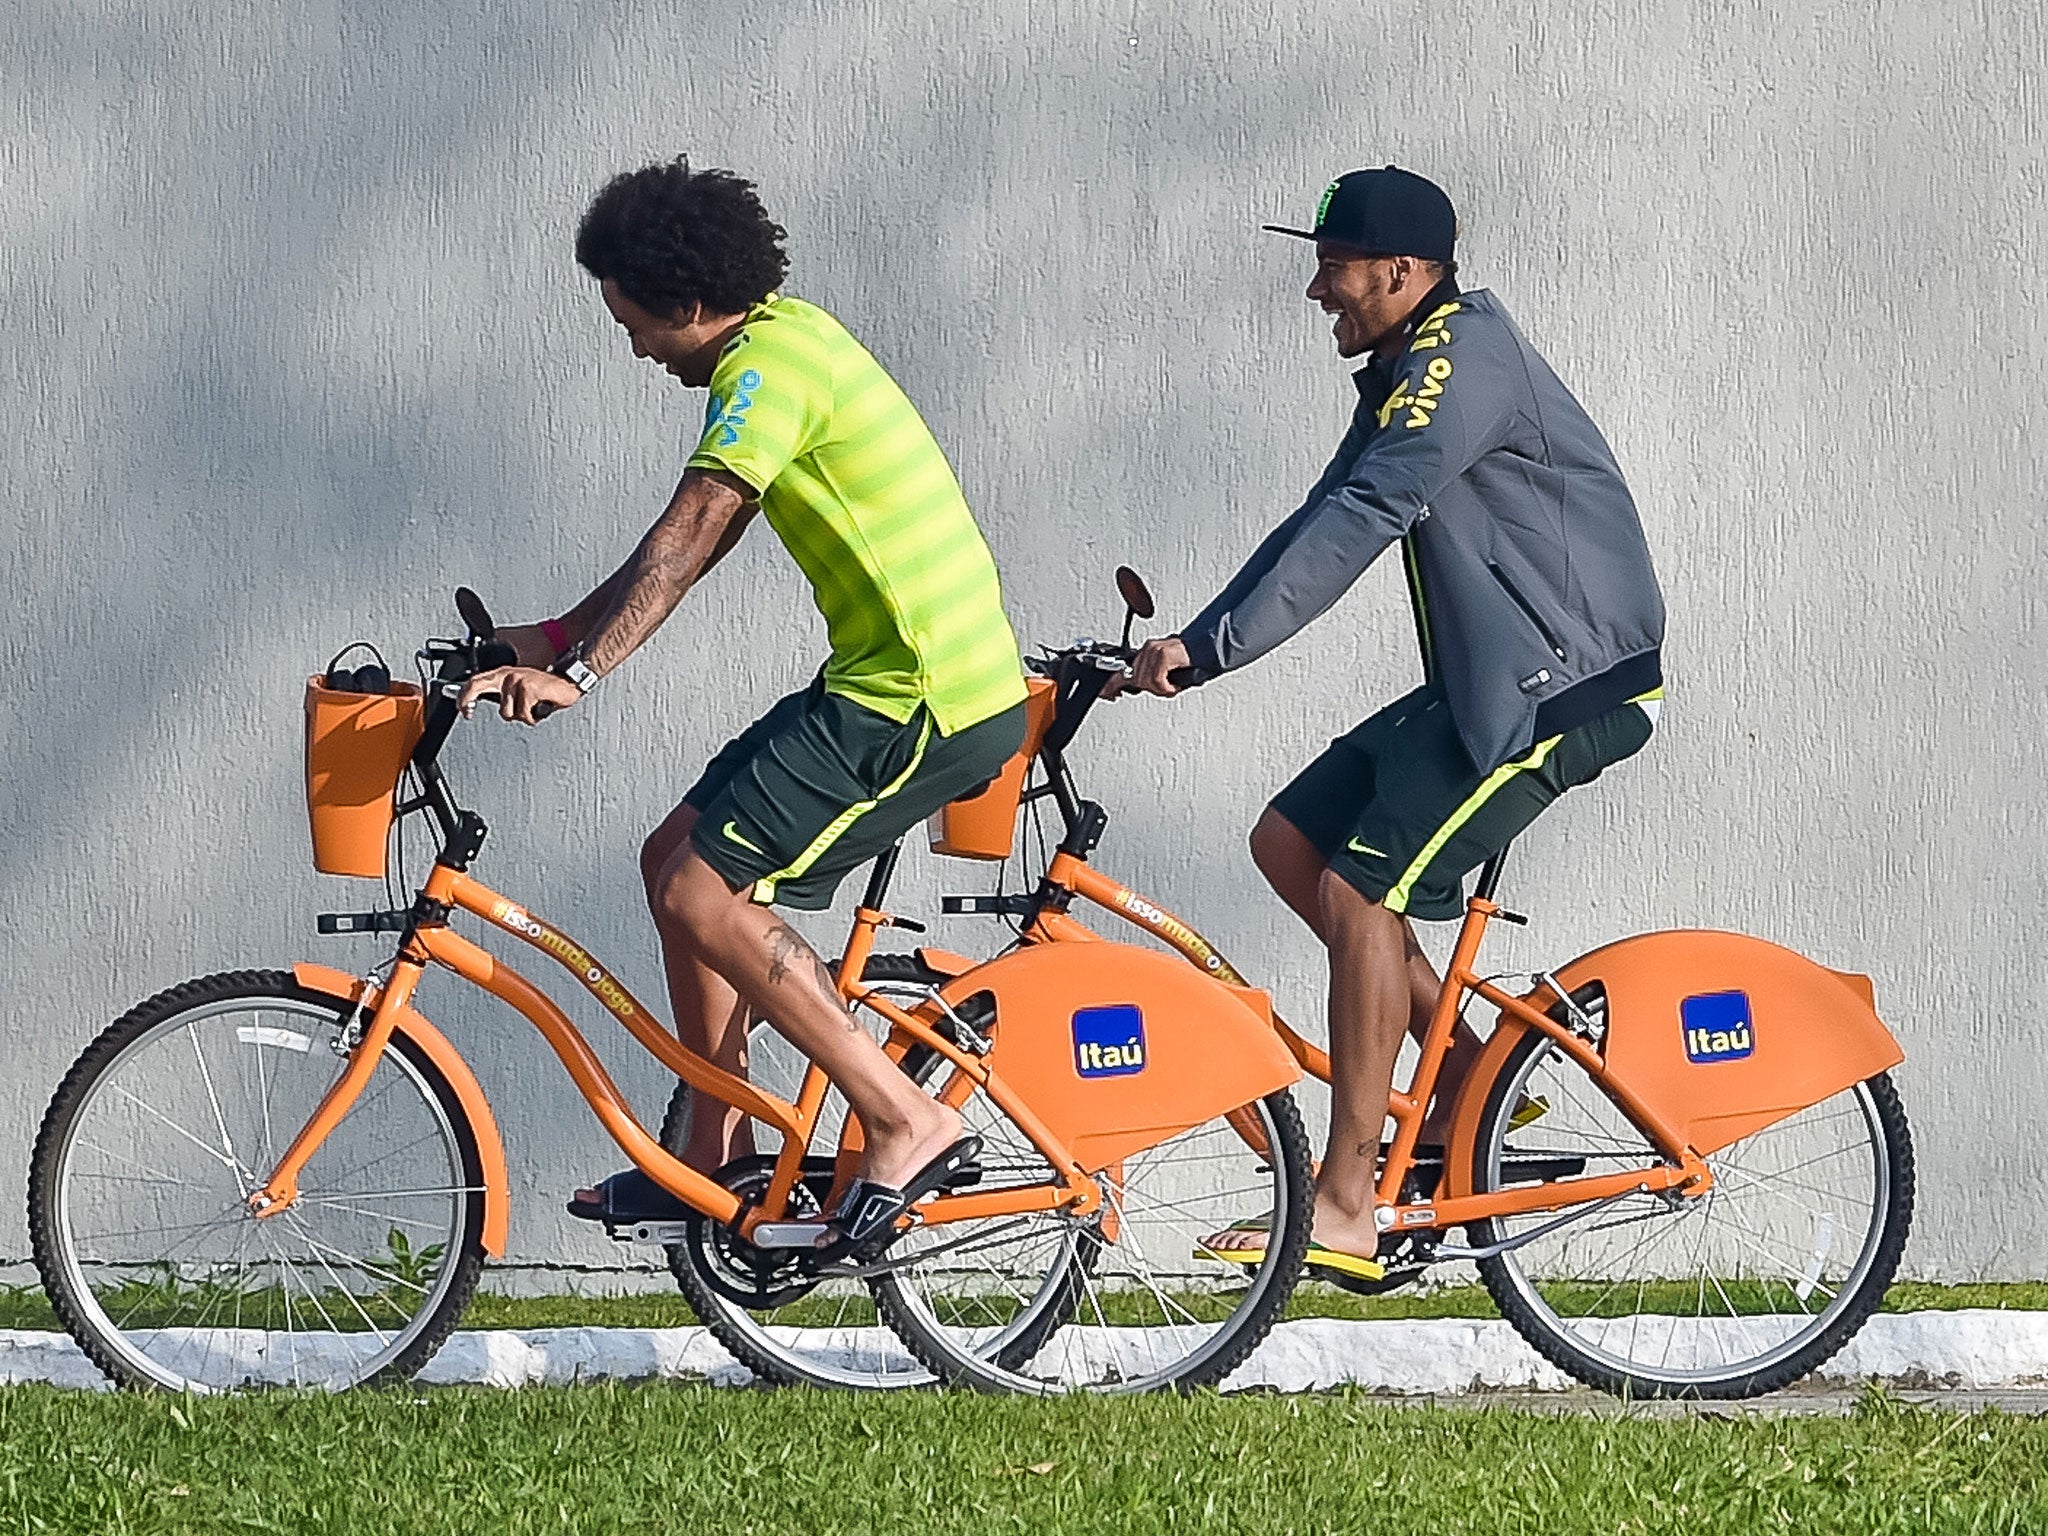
1107,635,1193,699
458,666,580,725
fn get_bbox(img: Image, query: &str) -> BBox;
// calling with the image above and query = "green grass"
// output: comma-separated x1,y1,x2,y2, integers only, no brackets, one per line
7,1280,2048,1333
0,1382,2040,1535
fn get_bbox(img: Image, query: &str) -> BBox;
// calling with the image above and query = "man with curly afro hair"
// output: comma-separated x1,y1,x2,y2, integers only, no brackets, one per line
462,158,1028,1259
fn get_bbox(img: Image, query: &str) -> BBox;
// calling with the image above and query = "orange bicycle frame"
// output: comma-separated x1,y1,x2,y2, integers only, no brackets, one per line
251,864,1119,1241
1015,853,1713,1233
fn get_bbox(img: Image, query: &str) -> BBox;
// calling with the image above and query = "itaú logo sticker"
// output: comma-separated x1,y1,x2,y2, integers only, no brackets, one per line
1072,1004,1146,1079
1681,991,1755,1064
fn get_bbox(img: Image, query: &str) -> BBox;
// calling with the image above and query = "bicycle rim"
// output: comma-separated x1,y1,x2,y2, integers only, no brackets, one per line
875,1090,1311,1394
1475,1021,1910,1396
657,965,946,1389
35,979,482,1392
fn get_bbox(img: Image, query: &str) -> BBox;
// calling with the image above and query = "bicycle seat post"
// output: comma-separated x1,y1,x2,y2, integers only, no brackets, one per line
1474,843,1511,903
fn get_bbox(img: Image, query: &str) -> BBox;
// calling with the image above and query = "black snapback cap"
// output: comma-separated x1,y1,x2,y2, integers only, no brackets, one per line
1265,166,1456,262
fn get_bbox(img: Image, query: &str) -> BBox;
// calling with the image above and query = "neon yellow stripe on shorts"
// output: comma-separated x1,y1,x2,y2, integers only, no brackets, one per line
750,713,935,905
1383,734,1564,916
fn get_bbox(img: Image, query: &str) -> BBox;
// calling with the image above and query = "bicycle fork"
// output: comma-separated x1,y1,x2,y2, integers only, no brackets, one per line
246,951,431,1218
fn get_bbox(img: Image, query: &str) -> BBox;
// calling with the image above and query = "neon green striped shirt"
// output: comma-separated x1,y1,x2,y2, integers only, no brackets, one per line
685,295,1026,735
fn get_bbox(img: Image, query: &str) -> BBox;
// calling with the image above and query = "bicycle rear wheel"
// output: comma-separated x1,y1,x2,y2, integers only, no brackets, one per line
661,954,1083,1388
29,971,485,1392
872,1066,1313,1395
1471,996,1913,1398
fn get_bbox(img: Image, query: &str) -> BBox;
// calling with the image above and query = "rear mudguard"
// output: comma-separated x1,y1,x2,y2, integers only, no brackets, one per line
939,942,1300,1173
292,962,510,1257
1441,930,1904,1201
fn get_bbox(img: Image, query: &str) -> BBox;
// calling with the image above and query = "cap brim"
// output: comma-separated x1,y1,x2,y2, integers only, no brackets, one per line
1261,224,1319,240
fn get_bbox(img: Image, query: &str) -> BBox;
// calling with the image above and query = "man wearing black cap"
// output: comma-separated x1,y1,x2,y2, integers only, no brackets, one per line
1117,166,1666,1280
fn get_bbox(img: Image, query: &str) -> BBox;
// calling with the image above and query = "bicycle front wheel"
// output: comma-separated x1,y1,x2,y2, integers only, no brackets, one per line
29,971,486,1392
1470,1001,1914,1399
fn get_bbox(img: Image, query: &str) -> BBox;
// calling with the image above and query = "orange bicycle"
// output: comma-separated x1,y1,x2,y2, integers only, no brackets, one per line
861,569,1915,1398
28,593,1315,1394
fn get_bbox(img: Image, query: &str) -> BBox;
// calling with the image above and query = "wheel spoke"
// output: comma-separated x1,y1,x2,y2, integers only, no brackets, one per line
47,988,475,1392
1483,1039,1899,1393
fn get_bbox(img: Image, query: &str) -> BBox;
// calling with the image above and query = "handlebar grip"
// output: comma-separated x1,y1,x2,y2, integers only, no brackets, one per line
1166,667,1203,690
468,689,556,722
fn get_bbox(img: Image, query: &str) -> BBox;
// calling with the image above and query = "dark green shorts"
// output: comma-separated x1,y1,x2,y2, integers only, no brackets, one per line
1270,686,1656,922
684,679,1026,910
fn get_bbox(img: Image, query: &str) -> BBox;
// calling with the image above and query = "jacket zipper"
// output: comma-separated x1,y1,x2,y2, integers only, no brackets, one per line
1403,536,1437,680
1487,562,1567,661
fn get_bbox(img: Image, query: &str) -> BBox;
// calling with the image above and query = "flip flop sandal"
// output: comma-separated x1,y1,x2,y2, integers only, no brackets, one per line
807,1135,983,1268
1202,1233,1387,1285
566,1167,689,1225
1190,1214,1272,1263
1510,1095,1551,1131
1304,1242,1389,1285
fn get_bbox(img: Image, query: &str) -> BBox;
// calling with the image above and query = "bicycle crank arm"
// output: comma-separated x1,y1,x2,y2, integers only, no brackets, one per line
750,1222,830,1249
618,1220,690,1246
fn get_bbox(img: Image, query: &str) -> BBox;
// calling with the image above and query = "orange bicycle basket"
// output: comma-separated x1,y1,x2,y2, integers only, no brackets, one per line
304,676,426,878
928,678,1057,860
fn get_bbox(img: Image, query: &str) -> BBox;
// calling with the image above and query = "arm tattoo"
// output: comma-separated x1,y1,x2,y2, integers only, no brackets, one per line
582,470,750,677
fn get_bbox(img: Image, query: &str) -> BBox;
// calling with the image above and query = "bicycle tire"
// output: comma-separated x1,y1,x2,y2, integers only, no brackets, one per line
30,971,486,1392
659,953,1086,1388
1470,1006,1914,1399
875,1081,1313,1396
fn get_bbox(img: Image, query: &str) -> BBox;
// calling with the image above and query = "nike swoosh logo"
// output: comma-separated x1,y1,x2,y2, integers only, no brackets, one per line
722,821,765,855
1347,839,1388,858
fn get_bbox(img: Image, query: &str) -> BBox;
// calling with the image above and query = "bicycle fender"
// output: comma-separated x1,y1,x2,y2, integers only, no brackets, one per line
1440,931,1904,1199
292,962,510,1257
946,943,1300,1173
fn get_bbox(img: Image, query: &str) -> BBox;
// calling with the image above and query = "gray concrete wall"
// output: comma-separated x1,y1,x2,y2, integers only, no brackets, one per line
4,0,2042,1283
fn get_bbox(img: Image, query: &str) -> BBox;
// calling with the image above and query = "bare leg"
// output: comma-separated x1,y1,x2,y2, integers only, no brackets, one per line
652,848,959,1193
1249,809,1482,1130
637,804,755,1172
1310,871,1413,1257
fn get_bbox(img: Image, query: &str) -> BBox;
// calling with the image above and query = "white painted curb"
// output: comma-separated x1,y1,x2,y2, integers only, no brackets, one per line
6,1311,2046,1393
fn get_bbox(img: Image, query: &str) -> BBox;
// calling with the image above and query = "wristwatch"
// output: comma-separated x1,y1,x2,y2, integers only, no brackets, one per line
554,647,601,696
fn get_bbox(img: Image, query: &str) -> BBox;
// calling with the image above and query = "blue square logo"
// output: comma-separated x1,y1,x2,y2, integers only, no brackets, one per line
1681,991,1755,1064
1073,1004,1146,1079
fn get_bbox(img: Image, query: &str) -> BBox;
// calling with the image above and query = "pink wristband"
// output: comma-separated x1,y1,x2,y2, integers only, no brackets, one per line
540,617,570,658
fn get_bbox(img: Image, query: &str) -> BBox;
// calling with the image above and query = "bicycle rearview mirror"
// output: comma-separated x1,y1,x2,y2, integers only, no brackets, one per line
1115,566,1155,651
1122,573,1155,655
1115,567,1155,621
455,587,497,640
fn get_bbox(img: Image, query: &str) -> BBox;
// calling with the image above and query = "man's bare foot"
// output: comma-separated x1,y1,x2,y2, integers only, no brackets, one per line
854,1098,964,1192
1306,1194,1382,1262
1200,1194,1386,1263
1200,1215,1273,1254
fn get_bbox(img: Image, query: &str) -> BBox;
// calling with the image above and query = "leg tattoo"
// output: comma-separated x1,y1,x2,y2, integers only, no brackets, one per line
763,921,857,1027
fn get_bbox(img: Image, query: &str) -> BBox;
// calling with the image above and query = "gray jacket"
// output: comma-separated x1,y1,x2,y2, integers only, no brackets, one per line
1181,285,1665,772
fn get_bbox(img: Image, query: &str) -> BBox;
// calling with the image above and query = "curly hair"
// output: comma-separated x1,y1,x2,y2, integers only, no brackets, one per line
575,158,789,317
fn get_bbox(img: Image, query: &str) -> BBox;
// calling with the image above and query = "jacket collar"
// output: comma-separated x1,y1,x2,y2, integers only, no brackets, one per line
1353,275,1464,398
